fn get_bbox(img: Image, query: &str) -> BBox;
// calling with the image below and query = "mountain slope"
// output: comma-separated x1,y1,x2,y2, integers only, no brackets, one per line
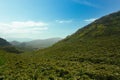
0,38,11,47
38,11,120,59
35,11,120,79
71,11,120,39
0,38,21,53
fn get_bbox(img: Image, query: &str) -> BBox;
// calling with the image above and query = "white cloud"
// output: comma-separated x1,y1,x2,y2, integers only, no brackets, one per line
56,20,72,23
0,21,48,28
0,21,48,39
84,18,97,23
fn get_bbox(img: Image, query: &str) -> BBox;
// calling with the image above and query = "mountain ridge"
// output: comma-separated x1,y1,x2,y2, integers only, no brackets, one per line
0,38,11,47
37,11,120,65
0,38,21,53
10,37,62,51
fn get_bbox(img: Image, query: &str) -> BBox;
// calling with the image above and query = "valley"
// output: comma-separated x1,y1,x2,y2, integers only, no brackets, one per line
0,11,120,80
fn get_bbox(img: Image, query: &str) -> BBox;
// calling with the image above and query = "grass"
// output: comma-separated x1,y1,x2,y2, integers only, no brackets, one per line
0,51,120,80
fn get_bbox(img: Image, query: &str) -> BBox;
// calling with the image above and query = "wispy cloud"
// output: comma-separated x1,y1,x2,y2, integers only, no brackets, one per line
0,21,48,28
84,18,97,23
73,0,98,7
0,21,48,39
56,20,72,23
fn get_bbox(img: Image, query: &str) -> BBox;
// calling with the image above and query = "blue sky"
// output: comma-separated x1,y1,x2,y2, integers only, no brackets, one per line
0,0,120,41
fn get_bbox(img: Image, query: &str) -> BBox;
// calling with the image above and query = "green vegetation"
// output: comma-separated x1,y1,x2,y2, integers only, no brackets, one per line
0,11,120,80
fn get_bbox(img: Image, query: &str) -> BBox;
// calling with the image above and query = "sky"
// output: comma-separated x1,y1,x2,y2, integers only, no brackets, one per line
0,0,120,41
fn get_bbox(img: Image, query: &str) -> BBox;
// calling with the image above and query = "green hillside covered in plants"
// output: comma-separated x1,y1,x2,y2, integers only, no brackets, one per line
0,11,120,80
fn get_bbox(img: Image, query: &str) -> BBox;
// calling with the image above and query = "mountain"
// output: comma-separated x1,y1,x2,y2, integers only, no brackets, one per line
35,11,120,79
0,38,11,47
0,38,21,53
10,41,21,46
10,38,62,51
25,38,62,49
39,11,120,58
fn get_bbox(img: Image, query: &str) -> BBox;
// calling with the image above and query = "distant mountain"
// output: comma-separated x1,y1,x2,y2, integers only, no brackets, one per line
36,11,120,79
26,38,62,48
10,41,21,46
10,38,62,51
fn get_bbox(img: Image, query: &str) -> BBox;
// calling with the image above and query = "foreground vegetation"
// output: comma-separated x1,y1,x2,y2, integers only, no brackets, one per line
0,50,120,80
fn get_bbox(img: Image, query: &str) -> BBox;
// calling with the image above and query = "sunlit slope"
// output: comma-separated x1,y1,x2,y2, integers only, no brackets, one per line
31,11,120,79
37,11,120,65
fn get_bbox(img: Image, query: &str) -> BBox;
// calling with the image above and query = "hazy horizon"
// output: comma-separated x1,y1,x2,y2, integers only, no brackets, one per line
5,37,63,42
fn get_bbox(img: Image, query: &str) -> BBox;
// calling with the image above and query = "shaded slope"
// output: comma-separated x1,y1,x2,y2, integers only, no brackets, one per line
0,38,21,53
0,38,11,47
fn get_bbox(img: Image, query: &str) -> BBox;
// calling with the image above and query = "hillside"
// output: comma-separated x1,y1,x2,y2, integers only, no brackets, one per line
0,38,21,53
35,11,120,79
38,11,120,59
0,38,11,47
